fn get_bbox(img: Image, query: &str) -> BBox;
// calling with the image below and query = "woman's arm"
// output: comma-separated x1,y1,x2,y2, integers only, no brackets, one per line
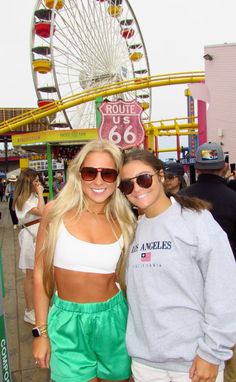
195,211,236,364
32,202,53,368
29,184,45,217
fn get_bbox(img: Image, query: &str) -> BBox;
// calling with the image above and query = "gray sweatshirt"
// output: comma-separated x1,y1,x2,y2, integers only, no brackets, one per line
126,199,236,372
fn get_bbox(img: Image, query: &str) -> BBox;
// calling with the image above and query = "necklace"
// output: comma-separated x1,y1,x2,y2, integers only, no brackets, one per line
86,208,105,216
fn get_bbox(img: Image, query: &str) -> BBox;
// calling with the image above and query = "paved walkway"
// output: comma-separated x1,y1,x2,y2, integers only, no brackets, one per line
0,202,50,381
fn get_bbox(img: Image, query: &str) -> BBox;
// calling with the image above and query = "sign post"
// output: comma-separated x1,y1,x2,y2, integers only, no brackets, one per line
0,247,11,382
99,100,144,149
95,96,103,128
46,143,54,200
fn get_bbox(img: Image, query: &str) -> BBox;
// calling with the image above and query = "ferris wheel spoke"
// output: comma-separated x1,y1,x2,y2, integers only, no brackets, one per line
98,16,120,71
92,3,119,59
52,19,87,61
74,12,117,72
54,20,110,74
52,37,99,73
52,45,83,70
63,3,106,62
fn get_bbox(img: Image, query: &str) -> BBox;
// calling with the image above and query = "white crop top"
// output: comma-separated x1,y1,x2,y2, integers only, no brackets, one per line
53,221,124,274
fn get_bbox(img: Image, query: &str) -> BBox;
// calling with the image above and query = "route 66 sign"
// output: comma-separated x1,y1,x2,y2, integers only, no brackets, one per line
99,100,144,149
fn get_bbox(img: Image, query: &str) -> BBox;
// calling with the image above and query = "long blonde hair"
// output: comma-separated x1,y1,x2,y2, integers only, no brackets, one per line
13,168,38,210
43,140,136,297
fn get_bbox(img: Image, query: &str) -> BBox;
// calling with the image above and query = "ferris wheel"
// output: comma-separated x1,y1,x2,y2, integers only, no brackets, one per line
31,0,151,129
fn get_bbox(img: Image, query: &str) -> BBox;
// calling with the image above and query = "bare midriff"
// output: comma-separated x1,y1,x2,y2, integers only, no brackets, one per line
54,267,119,303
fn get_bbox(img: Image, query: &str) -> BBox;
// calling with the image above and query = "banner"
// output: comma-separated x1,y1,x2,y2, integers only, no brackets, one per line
0,247,11,382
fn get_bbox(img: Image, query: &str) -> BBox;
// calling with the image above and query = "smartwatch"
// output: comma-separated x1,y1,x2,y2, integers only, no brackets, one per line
32,327,41,337
32,326,47,337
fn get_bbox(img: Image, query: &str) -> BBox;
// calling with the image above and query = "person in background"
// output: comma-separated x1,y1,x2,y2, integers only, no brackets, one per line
13,169,45,325
119,148,236,382
226,170,236,191
0,179,5,202
164,161,187,195
32,140,136,382
180,142,236,260
5,175,19,229
52,173,64,196
180,142,236,382
1,180,7,202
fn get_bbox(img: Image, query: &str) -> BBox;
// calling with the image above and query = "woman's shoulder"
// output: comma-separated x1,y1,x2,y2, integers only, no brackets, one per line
181,204,224,239
179,202,211,221
27,193,38,202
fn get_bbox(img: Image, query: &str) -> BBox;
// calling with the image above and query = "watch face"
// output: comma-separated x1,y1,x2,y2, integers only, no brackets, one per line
32,327,40,337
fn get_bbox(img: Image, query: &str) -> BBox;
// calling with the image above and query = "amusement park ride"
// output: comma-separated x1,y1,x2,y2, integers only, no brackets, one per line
0,72,204,146
0,0,206,191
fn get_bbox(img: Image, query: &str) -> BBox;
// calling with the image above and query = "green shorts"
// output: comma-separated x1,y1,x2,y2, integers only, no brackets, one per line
48,291,131,382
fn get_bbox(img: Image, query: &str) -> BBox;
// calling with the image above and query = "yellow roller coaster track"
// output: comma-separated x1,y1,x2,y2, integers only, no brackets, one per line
0,71,205,134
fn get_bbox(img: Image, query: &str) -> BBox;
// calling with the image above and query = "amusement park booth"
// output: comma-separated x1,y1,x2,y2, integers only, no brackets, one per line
12,129,98,199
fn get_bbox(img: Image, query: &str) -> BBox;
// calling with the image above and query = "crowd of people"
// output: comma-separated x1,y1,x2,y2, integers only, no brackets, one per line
1,139,236,382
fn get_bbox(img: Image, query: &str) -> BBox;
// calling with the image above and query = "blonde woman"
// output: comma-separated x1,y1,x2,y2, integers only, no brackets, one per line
32,140,136,382
13,169,45,325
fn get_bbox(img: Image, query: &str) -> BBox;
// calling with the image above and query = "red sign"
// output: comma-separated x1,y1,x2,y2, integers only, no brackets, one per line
99,100,144,149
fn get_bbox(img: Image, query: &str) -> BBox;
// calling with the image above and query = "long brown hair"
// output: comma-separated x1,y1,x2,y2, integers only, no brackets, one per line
13,168,38,211
122,149,211,211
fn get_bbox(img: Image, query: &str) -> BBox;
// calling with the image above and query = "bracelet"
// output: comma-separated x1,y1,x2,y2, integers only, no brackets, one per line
35,324,48,329
40,327,48,334
41,332,49,338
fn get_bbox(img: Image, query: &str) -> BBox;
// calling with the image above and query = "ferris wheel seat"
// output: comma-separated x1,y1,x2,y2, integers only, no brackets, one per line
109,0,123,4
120,19,133,27
137,94,150,99
38,99,56,109
107,5,123,17
32,59,52,74
134,77,149,84
129,43,143,50
44,0,64,10
32,46,51,56
34,9,52,21
121,28,135,39
130,52,143,62
139,102,150,111
35,21,56,38
134,69,148,75
37,86,57,93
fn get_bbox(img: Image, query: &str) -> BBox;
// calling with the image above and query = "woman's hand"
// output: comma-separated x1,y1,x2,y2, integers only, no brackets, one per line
32,336,50,369
35,184,44,195
189,356,219,382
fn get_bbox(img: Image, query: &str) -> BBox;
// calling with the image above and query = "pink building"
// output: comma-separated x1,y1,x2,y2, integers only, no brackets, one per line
204,43,236,164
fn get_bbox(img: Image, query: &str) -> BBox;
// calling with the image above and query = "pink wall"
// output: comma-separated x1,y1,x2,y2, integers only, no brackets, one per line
205,43,236,163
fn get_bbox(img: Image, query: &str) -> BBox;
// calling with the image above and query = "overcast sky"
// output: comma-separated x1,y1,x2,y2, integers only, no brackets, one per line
1,0,236,156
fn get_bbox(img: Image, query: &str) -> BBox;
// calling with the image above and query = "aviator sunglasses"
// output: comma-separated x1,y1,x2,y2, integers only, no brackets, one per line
119,172,158,195
80,167,118,183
